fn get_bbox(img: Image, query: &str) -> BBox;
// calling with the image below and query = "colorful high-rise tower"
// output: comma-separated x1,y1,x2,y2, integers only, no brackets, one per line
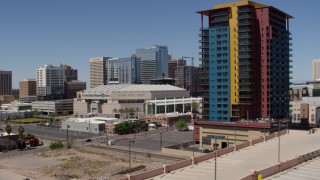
198,0,293,121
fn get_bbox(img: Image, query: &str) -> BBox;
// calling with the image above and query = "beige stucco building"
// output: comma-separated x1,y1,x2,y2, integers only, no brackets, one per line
194,121,281,150
73,84,201,119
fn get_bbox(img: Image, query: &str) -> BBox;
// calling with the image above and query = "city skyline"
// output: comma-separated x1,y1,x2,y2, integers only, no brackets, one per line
1,0,319,88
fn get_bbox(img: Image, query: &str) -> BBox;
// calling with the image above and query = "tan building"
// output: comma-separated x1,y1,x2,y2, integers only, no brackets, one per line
90,57,110,88
312,59,320,81
19,79,36,98
194,121,280,150
74,84,193,118
0,70,12,95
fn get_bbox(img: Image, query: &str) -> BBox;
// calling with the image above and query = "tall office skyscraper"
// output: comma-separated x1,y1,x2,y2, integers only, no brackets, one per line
198,0,292,121
106,57,141,84
312,59,320,81
36,65,64,99
0,70,12,95
90,57,110,88
60,64,78,82
136,45,169,84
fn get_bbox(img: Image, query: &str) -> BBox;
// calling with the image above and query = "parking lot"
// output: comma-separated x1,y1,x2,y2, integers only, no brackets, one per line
113,130,193,151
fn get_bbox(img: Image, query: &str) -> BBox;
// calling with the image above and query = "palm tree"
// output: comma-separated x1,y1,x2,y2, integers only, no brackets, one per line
124,107,129,118
112,108,118,114
128,107,135,118
191,102,200,113
5,124,12,151
18,126,24,139
135,107,140,118
119,108,124,118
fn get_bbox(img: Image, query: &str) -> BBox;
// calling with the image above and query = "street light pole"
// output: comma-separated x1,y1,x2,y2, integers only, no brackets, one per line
160,131,162,149
214,137,217,180
128,140,135,175
67,124,69,148
193,128,195,158
234,121,237,146
278,119,281,162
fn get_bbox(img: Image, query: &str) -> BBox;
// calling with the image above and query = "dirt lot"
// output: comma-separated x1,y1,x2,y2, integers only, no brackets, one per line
0,148,162,180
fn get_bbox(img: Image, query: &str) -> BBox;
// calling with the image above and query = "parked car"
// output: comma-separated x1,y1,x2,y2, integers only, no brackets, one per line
29,138,40,147
199,148,211,153
84,139,92,142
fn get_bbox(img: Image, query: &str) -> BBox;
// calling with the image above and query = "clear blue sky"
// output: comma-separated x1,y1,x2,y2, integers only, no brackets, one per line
0,0,319,88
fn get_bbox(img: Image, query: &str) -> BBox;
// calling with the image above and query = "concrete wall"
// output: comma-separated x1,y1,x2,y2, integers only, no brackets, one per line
73,101,90,115
129,167,163,180
161,147,203,158
251,136,264,145
165,159,192,173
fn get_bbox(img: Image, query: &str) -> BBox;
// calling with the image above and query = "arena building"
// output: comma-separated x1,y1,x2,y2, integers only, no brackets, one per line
73,84,201,120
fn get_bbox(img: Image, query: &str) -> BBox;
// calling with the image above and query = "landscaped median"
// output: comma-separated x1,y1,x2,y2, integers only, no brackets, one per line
10,118,44,124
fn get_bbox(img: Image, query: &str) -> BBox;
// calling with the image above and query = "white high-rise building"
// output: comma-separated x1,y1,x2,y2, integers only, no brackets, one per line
312,59,320,81
36,65,64,98
136,45,168,84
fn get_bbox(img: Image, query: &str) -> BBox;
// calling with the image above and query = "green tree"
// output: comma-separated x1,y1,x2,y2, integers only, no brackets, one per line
32,109,41,118
62,111,69,116
175,119,187,131
115,121,135,135
4,124,12,151
18,126,25,138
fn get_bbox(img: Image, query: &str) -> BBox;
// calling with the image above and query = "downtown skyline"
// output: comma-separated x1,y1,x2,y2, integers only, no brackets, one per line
1,0,319,88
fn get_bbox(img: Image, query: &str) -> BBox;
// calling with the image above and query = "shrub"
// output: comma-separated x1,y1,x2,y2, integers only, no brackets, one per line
49,141,64,150
175,119,187,131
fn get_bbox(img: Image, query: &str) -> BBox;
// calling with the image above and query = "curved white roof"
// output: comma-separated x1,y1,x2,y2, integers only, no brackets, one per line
85,84,186,93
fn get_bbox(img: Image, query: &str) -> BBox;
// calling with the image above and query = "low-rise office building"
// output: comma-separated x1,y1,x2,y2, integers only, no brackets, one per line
32,99,73,115
194,121,281,150
61,118,105,134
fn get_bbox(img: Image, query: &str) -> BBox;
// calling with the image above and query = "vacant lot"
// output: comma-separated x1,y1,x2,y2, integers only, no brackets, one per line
0,147,162,180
